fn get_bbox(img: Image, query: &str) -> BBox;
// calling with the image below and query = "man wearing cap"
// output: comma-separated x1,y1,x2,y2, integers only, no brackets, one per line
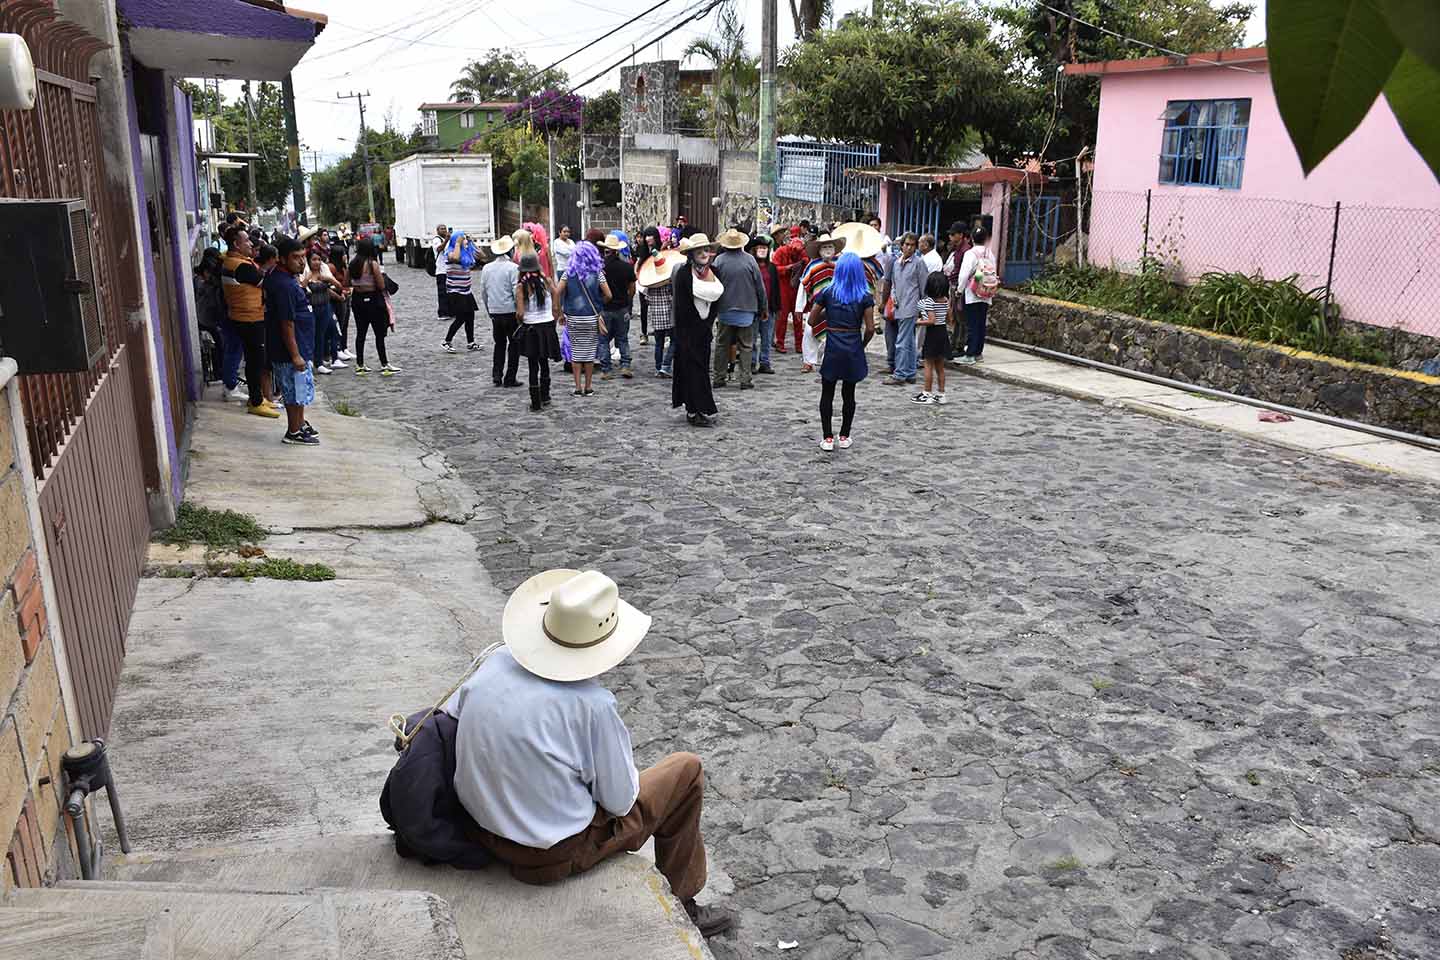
480,235,522,388
432,224,453,322
943,221,973,356
446,569,734,938
710,228,767,390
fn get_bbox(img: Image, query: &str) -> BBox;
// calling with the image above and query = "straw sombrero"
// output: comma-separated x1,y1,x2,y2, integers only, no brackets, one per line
637,252,678,288
830,222,886,260
716,228,748,250
677,233,718,253
502,570,651,682
488,235,515,255
804,232,847,259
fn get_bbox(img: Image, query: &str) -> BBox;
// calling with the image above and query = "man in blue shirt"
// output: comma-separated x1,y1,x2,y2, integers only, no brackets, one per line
881,232,927,385
264,236,319,445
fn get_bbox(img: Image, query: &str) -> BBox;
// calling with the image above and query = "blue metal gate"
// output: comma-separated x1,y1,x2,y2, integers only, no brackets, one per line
887,182,941,245
1006,194,1062,283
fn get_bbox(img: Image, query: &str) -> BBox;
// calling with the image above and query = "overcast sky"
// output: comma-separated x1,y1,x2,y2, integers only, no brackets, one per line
256,0,1266,170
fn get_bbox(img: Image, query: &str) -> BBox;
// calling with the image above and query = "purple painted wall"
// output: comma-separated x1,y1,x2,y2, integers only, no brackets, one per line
116,0,314,42
174,84,199,217
124,58,183,503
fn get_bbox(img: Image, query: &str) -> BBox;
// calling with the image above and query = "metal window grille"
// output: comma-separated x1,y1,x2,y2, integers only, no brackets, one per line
1158,99,1250,190
776,140,880,213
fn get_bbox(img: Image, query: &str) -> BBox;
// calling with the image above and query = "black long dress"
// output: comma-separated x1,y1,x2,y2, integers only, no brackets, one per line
670,266,718,417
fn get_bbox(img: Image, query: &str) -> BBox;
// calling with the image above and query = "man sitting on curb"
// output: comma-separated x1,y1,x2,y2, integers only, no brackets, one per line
445,569,735,939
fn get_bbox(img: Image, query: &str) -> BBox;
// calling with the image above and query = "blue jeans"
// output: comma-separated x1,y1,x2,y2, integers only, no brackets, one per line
221,317,243,389
893,314,918,381
753,314,773,368
599,308,631,371
884,318,897,368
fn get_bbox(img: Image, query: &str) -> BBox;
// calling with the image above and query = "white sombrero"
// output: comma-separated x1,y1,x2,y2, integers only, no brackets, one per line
831,222,887,260
716,228,748,250
488,235,515,255
803,232,847,259
502,569,651,682
297,224,320,243
677,233,718,253
637,252,678,288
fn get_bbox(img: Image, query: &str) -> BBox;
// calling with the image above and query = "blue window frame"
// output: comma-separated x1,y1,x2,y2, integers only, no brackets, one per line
1158,98,1250,189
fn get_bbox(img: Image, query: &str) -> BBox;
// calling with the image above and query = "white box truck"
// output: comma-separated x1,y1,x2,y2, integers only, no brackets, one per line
389,153,495,268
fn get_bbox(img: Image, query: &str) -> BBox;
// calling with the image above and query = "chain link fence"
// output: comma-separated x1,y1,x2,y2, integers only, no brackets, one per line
1082,189,1440,338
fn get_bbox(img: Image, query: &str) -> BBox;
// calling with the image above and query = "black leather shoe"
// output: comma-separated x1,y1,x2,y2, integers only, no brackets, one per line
682,899,734,938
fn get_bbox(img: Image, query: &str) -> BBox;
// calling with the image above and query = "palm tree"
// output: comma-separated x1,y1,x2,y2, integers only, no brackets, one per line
683,5,759,150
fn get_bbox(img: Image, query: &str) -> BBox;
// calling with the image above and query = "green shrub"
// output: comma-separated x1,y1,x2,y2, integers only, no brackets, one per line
155,502,266,548
1188,272,1330,349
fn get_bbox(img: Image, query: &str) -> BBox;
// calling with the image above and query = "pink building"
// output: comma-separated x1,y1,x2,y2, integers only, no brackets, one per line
1070,47,1440,335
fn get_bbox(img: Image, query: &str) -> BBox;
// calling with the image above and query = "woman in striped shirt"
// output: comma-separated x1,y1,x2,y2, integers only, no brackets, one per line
443,231,480,353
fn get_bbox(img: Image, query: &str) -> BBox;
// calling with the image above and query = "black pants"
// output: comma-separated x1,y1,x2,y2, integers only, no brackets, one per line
436,273,451,318
446,310,475,345
233,321,268,407
639,293,649,338
335,296,351,343
528,351,551,393
491,312,521,384
819,378,857,439
352,291,389,367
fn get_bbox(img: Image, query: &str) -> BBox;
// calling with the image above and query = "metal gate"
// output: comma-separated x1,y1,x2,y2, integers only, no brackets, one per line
1006,194,1062,283
551,181,582,233
887,182,942,244
1,2,153,738
678,162,718,237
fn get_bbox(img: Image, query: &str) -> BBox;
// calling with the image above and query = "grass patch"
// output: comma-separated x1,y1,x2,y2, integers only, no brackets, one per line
210,557,336,582
1091,677,1115,692
155,502,266,548
1023,262,1399,367
1047,856,1082,871
156,566,195,579
1244,769,1262,787
824,766,848,791
333,400,361,417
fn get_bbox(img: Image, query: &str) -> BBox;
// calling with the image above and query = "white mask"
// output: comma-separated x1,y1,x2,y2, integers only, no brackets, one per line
755,248,769,259
819,245,835,259
693,252,712,268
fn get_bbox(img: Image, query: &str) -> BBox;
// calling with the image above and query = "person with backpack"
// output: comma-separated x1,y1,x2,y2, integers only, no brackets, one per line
430,224,452,322
955,226,998,364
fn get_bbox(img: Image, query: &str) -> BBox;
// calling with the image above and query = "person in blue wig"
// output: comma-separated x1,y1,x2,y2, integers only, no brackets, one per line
806,252,875,452
442,231,481,353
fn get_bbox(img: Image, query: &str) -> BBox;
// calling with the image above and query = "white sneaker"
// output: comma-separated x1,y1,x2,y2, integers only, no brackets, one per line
957,356,977,366
837,436,853,449
329,358,348,369
225,384,248,401
336,349,354,361
820,437,835,452
909,392,934,405
315,364,333,375
442,342,457,354
932,392,947,405
381,364,401,376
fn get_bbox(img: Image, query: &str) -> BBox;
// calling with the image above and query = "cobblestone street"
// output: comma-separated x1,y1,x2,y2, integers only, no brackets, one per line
324,265,1440,960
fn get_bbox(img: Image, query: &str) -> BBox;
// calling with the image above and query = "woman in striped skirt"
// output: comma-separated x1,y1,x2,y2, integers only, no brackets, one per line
555,240,611,397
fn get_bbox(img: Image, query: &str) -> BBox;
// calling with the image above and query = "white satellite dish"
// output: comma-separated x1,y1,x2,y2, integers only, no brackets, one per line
0,35,37,111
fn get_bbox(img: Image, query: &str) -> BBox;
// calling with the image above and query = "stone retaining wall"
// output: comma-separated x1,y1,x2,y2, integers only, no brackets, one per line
990,291,1440,439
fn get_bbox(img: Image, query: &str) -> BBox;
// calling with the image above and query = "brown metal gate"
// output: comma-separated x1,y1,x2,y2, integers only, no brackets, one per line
678,162,718,237
1,2,154,737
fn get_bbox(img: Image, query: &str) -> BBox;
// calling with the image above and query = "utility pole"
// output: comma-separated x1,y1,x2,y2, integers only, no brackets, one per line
243,80,258,214
281,74,306,226
757,0,778,235
338,89,376,223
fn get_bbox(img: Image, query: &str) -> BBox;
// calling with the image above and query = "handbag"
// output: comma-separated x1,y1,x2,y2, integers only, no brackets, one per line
385,274,400,296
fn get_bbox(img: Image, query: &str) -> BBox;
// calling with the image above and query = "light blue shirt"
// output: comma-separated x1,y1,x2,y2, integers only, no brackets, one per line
480,256,519,314
446,648,640,849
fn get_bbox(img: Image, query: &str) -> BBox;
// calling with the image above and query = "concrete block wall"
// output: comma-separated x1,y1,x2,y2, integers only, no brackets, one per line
0,361,79,892
620,62,680,137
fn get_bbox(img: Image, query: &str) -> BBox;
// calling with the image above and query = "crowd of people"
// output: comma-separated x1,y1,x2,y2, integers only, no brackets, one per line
423,215,998,446
193,211,404,446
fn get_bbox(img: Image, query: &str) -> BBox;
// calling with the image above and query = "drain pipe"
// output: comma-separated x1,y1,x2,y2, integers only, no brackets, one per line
983,336,1440,454
61,740,131,880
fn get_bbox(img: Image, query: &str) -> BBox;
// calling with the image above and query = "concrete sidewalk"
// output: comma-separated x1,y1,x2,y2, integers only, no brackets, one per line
953,344,1440,485
102,391,714,959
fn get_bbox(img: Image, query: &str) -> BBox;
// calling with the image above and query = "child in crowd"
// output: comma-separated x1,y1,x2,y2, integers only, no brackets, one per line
911,271,950,406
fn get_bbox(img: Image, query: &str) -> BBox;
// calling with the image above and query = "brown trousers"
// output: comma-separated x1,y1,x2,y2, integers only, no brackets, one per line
471,752,708,900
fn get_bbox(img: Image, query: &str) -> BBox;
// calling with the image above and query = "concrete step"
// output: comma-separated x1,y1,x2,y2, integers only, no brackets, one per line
1,880,464,960
0,909,170,960
109,833,714,960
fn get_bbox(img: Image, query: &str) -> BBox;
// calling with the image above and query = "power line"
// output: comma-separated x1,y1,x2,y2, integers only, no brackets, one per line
1034,1,1260,74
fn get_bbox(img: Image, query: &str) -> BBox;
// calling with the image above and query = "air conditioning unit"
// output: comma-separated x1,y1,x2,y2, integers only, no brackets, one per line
0,198,106,374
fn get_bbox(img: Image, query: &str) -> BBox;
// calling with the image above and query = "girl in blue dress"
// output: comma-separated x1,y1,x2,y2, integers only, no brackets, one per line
807,252,876,452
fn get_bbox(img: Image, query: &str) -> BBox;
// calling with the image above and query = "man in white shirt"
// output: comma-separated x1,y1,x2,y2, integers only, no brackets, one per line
431,224,451,321
919,234,944,275
446,569,733,939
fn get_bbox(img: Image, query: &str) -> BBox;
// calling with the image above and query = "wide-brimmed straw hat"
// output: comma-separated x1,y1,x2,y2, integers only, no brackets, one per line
716,228,748,250
601,234,626,252
297,224,319,243
804,232,847,259
637,252,678,288
831,222,886,260
489,235,515,255
677,233,718,253
503,569,651,682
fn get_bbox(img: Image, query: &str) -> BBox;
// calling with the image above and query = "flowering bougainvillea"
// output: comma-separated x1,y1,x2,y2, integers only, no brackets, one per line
505,90,584,134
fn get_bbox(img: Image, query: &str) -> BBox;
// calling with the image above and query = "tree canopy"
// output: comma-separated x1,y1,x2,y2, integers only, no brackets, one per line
450,49,569,103
310,124,426,227
781,0,1030,165
184,81,290,210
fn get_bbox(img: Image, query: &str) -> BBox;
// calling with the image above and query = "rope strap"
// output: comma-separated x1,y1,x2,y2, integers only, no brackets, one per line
388,641,503,751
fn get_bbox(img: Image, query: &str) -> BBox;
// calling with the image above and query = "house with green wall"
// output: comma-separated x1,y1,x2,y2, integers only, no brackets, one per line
419,101,517,150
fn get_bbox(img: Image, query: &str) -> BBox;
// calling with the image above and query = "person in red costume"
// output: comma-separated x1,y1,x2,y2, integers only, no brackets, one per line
770,225,807,354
